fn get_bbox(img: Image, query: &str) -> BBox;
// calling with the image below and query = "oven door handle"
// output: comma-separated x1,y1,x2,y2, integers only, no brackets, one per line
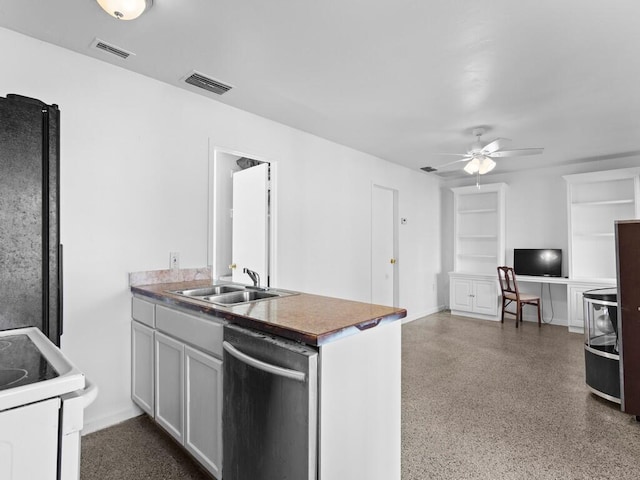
80,378,99,408
223,341,306,383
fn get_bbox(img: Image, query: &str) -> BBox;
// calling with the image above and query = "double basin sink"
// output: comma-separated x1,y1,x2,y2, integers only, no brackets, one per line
169,284,296,307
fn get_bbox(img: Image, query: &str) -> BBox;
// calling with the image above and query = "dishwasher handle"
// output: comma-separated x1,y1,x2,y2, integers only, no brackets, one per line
223,341,306,383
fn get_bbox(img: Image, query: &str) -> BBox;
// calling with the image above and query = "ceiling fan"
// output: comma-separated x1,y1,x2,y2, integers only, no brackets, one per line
422,127,544,175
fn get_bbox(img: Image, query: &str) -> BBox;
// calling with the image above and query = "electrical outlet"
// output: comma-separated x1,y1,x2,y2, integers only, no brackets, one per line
170,252,179,271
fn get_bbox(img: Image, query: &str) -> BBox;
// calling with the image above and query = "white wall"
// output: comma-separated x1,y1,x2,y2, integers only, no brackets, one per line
0,27,441,432
440,156,640,323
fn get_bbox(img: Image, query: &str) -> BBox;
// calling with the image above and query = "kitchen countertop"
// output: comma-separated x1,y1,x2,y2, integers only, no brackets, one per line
131,280,406,346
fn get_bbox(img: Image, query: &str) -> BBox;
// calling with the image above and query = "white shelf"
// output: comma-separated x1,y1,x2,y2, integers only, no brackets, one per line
573,232,615,238
572,199,634,207
565,168,639,280
458,208,497,214
451,183,506,274
458,235,497,239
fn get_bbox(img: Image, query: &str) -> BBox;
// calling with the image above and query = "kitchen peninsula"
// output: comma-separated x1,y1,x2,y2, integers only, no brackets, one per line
131,279,406,480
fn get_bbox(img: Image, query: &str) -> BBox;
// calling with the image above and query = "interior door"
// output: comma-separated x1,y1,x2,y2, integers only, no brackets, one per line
232,163,269,285
371,185,397,306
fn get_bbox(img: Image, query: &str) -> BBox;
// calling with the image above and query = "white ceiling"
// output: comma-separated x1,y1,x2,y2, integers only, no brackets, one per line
2,0,640,178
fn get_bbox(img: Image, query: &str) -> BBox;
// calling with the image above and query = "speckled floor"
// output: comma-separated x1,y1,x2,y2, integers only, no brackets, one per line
81,414,211,479
81,311,640,479
402,312,640,479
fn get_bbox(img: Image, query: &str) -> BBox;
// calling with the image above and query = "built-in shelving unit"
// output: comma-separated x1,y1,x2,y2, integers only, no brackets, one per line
449,183,507,321
452,183,507,275
563,168,639,333
565,168,639,280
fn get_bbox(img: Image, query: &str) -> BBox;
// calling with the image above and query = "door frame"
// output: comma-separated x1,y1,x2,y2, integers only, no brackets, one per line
371,184,399,307
208,142,278,286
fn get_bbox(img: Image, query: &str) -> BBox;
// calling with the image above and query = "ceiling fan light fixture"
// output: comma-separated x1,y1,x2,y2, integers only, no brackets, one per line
96,0,152,20
463,157,480,174
478,157,496,174
464,156,496,175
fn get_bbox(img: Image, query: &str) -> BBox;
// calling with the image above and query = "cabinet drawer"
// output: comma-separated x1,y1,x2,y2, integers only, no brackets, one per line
156,305,223,358
132,297,156,327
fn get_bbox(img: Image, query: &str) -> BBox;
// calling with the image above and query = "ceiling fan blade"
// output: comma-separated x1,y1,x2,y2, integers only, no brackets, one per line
423,157,471,171
490,148,544,158
436,153,472,157
482,138,511,155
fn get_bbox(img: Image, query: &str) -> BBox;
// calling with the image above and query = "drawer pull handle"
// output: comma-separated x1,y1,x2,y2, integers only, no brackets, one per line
356,319,381,331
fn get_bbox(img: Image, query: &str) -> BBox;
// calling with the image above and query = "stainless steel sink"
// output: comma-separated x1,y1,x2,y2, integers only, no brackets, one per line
168,284,296,307
203,290,280,306
171,285,245,297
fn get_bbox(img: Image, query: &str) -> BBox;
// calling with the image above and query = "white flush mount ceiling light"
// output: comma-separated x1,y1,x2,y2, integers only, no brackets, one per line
96,0,152,20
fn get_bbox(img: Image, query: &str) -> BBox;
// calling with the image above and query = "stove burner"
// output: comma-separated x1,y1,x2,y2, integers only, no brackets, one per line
0,368,28,388
0,334,58,391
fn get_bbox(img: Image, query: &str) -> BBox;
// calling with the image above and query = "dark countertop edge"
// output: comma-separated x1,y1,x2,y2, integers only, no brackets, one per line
130,285,407,347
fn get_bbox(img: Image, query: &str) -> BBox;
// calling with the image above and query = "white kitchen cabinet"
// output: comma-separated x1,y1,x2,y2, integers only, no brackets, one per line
567,281,615,333
184,346,223,479
449,273,499,319
155,331,185,443
133,300,224,478
131,321,154,416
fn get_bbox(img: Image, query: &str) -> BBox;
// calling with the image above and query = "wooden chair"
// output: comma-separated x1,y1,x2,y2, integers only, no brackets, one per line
497,266,541,328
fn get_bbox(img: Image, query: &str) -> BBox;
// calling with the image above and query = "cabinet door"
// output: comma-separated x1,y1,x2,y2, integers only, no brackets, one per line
131,321,155,416
155,331,184,443
450,277,473,312
473,280,498,316
568,285,601,332
184,346,223,478
568,286,586,331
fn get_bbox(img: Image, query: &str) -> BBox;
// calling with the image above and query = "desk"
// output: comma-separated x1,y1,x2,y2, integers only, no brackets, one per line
515,276,615,332
516,275,571,285
449,272,615,332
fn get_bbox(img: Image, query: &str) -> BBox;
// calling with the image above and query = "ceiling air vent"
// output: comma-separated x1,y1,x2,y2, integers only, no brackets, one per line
420,166,437,173
184,71,232,95
91,38,134,60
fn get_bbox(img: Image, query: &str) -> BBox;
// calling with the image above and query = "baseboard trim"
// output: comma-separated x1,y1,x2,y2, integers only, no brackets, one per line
82,404,143,435
402,305,446,324
450,309,500,322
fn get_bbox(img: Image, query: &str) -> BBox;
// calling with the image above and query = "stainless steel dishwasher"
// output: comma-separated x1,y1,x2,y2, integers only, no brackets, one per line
222,324,318,480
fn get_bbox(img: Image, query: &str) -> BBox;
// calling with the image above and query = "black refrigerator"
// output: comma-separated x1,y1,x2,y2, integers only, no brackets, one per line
0,94,62,346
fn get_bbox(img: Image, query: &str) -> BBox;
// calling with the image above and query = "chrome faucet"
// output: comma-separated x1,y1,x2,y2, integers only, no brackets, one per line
243,268,261,288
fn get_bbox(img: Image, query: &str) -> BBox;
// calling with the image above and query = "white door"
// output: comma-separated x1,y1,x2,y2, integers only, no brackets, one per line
232,163,269,285
372,185,397,306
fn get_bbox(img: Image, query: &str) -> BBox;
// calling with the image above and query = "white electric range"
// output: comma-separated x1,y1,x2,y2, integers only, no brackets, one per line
0,327,97,480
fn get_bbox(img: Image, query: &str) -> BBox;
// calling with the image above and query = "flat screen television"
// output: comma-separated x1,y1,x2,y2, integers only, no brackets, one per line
513,249,562,277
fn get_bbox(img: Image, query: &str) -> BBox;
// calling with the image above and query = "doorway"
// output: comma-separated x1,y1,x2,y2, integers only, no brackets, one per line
208,145,276,286
371,184,399,307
